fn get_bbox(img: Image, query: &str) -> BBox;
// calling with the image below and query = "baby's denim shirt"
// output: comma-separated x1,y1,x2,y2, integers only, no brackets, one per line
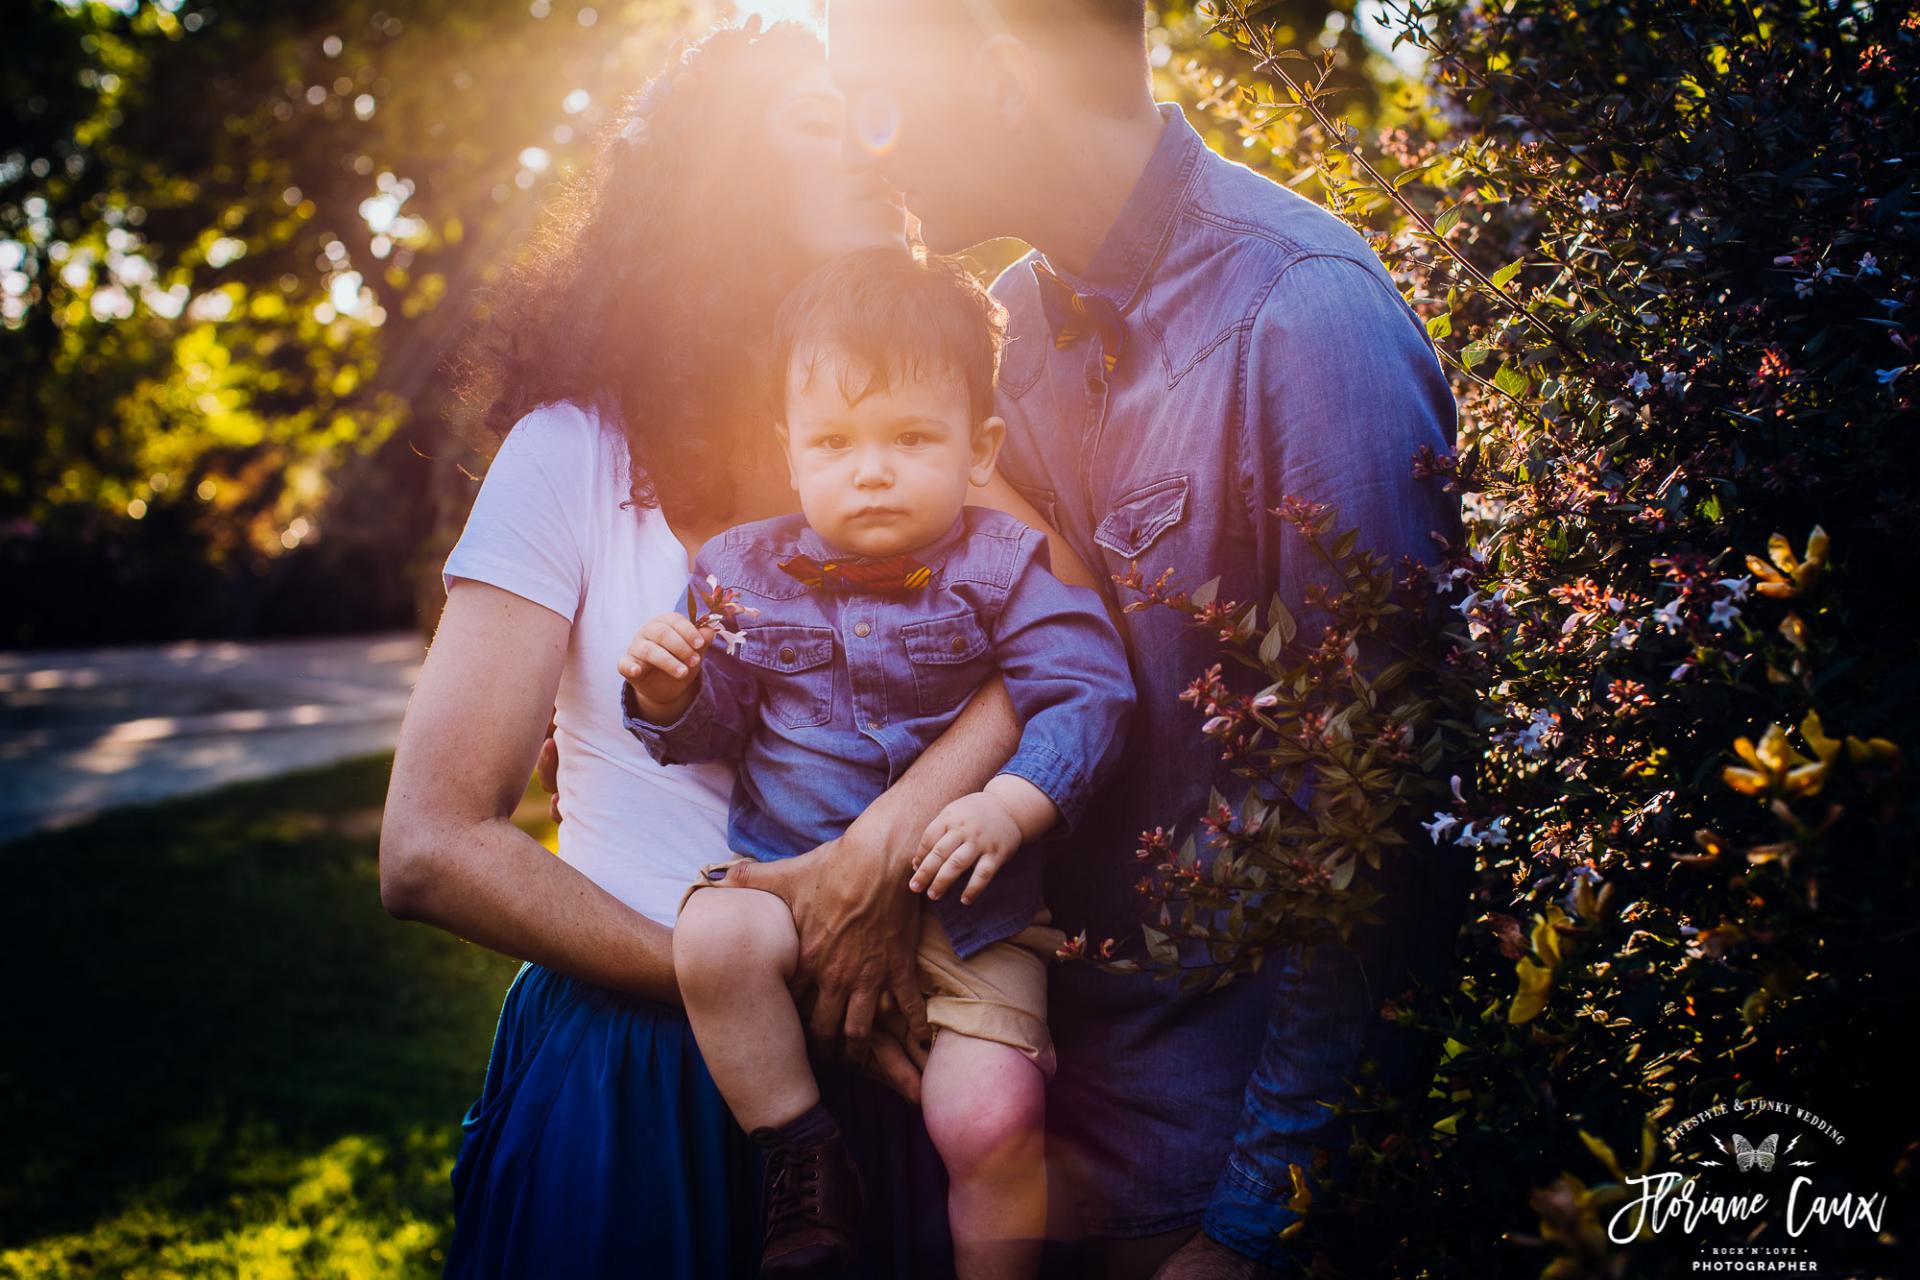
621,506,1135,958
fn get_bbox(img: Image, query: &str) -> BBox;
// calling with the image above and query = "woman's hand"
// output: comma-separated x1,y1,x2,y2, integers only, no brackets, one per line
713,674,1029,1102
712,833,931,1102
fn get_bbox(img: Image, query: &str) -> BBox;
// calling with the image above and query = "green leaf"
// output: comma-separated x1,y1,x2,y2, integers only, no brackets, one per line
1494,363,1531,398
1568,308,1606,335
1270,595,1298,644
1490,257,1526,289
1433,204,1463,237
1258,623,1286,666
1392,157,1441,190
1190,575,1221,608
1426,311,1453,339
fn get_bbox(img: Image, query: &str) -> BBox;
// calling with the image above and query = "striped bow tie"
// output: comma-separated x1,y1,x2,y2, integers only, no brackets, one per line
777,552,932,594
1032,260,1124,374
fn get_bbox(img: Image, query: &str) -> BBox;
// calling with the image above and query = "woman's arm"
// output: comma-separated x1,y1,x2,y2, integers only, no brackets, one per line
380,580,678,1002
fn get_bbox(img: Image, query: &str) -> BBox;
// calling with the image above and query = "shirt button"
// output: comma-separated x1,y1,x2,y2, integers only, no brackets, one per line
949,635,966,654
778,645,796,663
866,720,881,731
854,622,871,638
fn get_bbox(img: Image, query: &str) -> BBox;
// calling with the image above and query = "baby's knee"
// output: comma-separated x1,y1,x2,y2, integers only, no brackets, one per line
673,887,796,985
925,1065,1045,1181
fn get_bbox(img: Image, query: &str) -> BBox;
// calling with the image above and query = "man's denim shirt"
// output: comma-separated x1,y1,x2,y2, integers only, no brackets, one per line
621,506,1135,958
990,104,1464,1257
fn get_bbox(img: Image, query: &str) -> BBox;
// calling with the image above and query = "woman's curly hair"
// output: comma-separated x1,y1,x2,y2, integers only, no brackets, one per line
451,20,827,530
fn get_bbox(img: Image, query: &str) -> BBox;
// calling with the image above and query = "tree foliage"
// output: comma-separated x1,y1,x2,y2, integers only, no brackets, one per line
2,0,704,644
1113,0,1919,1273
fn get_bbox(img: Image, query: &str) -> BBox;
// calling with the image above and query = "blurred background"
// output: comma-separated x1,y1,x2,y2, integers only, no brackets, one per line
1,0,1422,653
1,1,1434,1273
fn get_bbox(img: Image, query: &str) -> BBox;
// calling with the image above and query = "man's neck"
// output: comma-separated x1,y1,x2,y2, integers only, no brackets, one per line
1017,99,1166,279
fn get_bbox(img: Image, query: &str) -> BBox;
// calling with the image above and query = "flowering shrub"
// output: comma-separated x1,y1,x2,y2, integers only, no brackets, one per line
1114,0,1920,1272
1096,498,1460,994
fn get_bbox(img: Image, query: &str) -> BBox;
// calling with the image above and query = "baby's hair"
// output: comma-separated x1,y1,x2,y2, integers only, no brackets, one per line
771,248,1008,428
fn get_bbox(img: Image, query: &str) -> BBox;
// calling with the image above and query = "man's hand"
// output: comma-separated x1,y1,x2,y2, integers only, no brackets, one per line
1152,1231,1283,1280
535,714,561,824
712,833,930,1099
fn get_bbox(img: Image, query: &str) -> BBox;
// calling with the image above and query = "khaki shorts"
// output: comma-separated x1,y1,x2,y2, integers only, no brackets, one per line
681,857,1065,1078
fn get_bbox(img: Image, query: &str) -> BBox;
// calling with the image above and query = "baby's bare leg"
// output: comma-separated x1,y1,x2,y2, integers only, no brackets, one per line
922,1032,1046,1280
674,886,817,1130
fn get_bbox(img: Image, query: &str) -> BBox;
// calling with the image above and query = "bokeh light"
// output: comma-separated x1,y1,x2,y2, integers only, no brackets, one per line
731,0,822,32
853,87,901,158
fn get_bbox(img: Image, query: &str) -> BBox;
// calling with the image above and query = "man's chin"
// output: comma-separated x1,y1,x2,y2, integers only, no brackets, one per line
908,201,992,257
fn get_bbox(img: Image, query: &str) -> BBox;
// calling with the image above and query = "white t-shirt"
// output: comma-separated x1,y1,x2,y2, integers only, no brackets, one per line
442,400,735,924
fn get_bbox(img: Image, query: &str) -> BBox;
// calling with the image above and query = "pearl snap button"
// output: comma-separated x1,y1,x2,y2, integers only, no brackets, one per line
854,622,871,638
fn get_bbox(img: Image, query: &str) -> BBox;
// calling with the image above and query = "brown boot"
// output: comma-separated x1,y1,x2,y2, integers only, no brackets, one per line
750,1124,864,1277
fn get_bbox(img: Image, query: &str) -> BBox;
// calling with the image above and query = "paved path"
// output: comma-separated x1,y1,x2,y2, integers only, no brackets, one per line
0,632,423,843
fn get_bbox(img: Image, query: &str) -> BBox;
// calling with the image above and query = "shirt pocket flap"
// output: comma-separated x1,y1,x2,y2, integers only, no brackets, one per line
901,612,992,666
736,624,835,673
1094,474,1190,560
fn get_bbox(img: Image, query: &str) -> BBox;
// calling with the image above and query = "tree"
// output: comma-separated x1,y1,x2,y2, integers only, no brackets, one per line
2,0,706,644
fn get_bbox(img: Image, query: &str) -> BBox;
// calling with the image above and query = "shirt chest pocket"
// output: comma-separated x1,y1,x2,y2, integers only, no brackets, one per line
736,624,836,729
900,612,994,719
1093,474,1190,563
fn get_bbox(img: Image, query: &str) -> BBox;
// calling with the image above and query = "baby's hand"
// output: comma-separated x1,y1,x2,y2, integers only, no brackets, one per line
619,612,716,721
912,791,1024,906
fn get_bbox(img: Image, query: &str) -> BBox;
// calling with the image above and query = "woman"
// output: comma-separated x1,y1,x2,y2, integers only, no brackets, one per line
379,20,1085,1278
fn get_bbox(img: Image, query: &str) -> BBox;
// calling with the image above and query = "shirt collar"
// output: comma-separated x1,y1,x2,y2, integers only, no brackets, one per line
795,509,970,580
1033,102,1205,313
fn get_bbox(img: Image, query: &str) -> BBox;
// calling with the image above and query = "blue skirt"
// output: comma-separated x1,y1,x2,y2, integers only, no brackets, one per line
444,961,956,1279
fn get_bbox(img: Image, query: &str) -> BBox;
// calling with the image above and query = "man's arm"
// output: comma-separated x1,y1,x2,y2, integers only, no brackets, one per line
1176,253,1461,1276
713,674,1023,1094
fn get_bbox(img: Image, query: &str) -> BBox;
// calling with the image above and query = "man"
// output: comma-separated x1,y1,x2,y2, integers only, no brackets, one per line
822,3,1466,1276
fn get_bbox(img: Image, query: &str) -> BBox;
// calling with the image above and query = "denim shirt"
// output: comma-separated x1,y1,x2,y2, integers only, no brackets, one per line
621,506,1135,959
991,104,1464,1253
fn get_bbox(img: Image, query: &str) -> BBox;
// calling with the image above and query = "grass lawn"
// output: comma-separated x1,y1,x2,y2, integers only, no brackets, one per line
0,756,548,1278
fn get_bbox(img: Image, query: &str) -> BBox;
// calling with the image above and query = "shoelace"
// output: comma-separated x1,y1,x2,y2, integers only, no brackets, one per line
763,1142,825,1233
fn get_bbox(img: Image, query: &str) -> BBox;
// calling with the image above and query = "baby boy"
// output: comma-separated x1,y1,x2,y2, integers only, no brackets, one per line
617,248,1133,1279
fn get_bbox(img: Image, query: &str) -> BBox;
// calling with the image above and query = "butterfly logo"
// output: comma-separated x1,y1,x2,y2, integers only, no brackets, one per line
1695,1129,1808,1172
1732,1133,1779,1173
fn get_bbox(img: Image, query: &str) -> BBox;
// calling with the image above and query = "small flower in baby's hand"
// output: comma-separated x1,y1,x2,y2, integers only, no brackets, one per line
688,574,758,653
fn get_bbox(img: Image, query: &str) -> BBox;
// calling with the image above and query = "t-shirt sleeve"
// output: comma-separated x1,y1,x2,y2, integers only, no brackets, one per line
441,405,597,621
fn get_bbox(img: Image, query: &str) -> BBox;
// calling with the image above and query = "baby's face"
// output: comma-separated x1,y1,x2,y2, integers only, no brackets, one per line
779,343,1003,558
